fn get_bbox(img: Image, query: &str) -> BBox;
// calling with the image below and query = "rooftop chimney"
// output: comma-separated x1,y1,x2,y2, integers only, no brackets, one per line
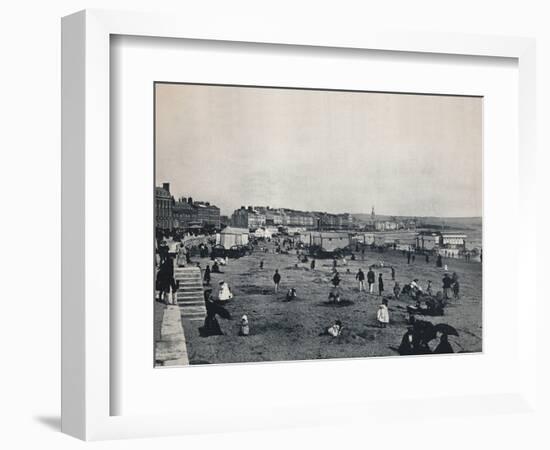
162,182,170,193
187,197,193,205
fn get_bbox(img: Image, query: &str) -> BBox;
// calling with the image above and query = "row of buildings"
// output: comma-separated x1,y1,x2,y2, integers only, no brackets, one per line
155,183,221,231
231,206,355,231
364,207,418,231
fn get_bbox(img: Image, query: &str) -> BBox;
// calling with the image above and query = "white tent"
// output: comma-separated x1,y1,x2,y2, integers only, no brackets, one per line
216,227,250,249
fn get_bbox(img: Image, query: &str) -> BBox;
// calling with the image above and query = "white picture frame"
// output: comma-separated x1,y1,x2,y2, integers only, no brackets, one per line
61,9,537,441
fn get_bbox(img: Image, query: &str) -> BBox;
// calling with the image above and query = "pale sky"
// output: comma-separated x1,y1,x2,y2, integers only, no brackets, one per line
155,83,482,218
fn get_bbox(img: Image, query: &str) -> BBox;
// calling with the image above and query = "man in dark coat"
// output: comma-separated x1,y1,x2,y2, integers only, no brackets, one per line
356,268,365,291
367,267,375,294
156,256,177,304
273,269,281,293
331,270,341,287
378,273,384,296
442,273,453,299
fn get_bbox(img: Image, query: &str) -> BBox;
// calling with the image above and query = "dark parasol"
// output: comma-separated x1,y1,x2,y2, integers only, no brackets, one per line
433,323,459,337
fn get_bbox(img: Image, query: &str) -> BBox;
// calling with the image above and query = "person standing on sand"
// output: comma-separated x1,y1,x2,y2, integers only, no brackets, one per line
356,268,365,291
452,280,460,299
407,251,411,264
426,280,433,296
311,259,316,270
273,269,281,293
393,282,401,299
377,298,390,328
391,266,396,281
442,273,453,299
259,260,264,269
378,273,384,296
203,265,211,286
367,267,375,293
436,254,443,268
331,270,341,287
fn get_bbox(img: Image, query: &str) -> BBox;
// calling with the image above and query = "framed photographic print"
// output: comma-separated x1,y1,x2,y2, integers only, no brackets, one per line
61,9,537,440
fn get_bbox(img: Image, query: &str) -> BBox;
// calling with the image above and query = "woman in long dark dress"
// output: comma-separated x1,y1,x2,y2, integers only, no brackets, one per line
398,327,415,355
203,265,211,285
156,256,177,304
199,290,228,337
378,273,384,296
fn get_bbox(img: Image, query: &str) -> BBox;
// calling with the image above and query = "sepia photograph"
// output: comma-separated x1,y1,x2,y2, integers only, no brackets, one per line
153,82,483,367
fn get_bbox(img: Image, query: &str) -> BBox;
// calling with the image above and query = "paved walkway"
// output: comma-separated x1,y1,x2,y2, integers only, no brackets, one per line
154,303,189,367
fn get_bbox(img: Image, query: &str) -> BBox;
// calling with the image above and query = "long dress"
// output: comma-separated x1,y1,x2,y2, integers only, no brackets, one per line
176,244,187,267
218,283,233,301
377,304,390,324
398,332,415,355
199,313,223,337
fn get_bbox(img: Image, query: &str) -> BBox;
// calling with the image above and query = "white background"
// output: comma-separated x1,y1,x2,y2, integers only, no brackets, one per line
0,1,548,449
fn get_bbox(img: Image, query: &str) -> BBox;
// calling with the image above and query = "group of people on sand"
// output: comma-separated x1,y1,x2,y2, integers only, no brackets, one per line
167,237,463,355
354,267,388,296
397,315,456,355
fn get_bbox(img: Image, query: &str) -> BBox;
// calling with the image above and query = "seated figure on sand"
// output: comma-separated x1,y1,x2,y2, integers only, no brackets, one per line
217,280,233,302
319,320,343,337
285,288,297,302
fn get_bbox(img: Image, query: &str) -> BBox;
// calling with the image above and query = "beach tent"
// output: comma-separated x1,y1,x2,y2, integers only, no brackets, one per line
309,232,351,252
217,227,250,249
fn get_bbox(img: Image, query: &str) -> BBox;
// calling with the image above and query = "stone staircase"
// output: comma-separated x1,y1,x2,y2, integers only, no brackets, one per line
174,266,206,321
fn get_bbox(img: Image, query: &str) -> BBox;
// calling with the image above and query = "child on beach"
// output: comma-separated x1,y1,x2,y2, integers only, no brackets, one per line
319,320,343,337
377,299,390,328
239,315,250,336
